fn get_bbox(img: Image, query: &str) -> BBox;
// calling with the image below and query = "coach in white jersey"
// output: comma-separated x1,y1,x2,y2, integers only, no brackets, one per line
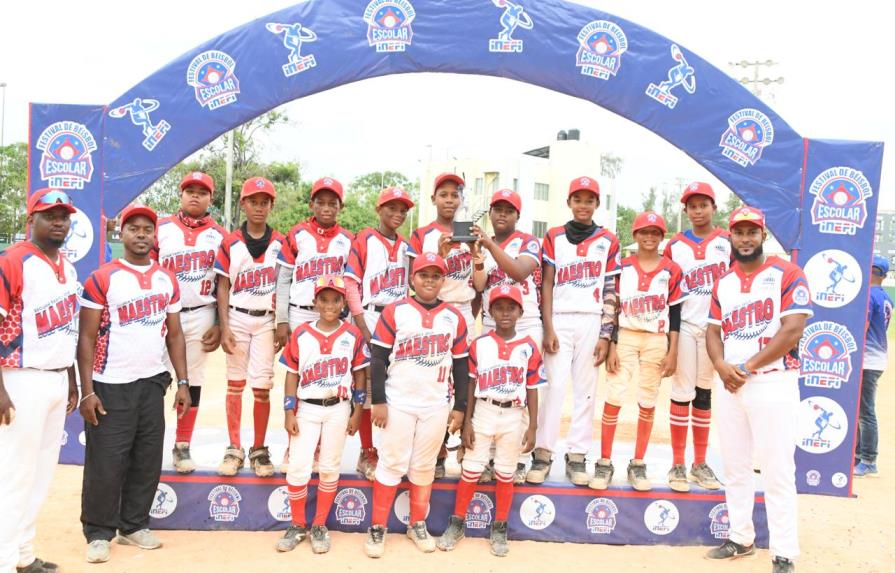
78,205,190,565
705,206,811,573
153,171,225,473
0,189,79,573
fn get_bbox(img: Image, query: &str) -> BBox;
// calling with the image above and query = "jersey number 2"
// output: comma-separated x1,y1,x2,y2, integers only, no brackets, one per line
199,279,213,296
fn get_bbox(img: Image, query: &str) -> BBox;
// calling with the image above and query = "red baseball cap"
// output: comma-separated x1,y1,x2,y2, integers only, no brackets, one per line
377,187,414,209
680,181,715,204
568,176,600,197
180,171,214,194
489,189,522,213
313,275,347,298
728,206,766,230
434,172,465,191
488,284,523,311
411,252,448,274
27,188,76,216
311,177,344,202
120,204,158,227
240,177,277,201
632,212,667,234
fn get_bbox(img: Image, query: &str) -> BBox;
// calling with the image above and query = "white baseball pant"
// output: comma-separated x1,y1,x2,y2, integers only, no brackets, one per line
225,310,275,389
288,306,319,331
0,368,67,573
462,401,526,476
715,370,799,560
286,401,351,485
671,321,716,402
536,312,600,455
374,404,451,486
164,305,216,386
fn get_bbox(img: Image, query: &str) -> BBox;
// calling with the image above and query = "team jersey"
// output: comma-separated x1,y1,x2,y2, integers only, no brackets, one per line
153,216,225,308
345,228,410,308
81,260,181,383
864,285,893,371
468,331,544,406
481,231,542,323
277,219,353,307
279,320,370,400
708,256,813,373
214,229,285,311
664,228,732,327
0,242,79,370
372,297,469,413
617,256,687,333
542,226,621,315
409,222,474,304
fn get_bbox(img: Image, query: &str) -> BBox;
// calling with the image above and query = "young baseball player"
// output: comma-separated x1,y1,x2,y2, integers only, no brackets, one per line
470,189,542,484
0,189,79,573
364,253,469,558
345,187,414,480
78,204,191,565
437,285,543,557
528,176,620,486
409,173,484,478
704,206,812,573
590,212,686,492
216,177,285,478
663,182,729,492
153,171,225,473
276,276,369,555
855,255,892,477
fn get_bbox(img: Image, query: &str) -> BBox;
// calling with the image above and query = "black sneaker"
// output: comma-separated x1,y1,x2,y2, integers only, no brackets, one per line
275,525,307,552
704,539,756,560
489,520,509,557
436,515,465,551
772,557,795,572
17,558,59,573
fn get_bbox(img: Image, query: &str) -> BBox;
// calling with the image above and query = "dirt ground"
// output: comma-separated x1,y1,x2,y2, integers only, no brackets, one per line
31,344,895,573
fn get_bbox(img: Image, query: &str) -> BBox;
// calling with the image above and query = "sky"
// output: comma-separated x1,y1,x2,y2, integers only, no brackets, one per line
0,0,891,209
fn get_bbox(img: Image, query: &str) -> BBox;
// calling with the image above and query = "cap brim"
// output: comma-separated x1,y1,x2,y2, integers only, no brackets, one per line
122,208,158,225
435,174,465,189
314,286,346,297
181,180,213,193
30,203,77,215
379,196,415,209
413,263,447,274
569,187,599,196
680,192,714,204
489,294,523,309
632,224,666,234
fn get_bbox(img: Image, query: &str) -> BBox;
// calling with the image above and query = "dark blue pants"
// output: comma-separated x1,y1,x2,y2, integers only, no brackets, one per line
855,369,882,464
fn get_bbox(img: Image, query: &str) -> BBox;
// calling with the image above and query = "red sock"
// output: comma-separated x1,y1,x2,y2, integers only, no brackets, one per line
453,470,481,517
313,480,339,526
494,472,513,521
360,409,373,450
287,484,308,527
634,405,656,460
600,403,621,459
372,480,398,526
225,380,246,448
409,482,432,524
252,388,270,448
669,401,690,465
692,407,711,465
175,406,199,443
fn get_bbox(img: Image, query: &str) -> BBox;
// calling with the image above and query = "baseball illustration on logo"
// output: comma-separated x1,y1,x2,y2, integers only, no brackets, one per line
519,495,555,531
364,0,415,53
803,250,863,309
208,484,242,522
707,503,729,540
644,500,679,535
334,488,368,526
797,396,848,454
719,108,774,167
36,121,98,190
150,483,178,519
805,470,821,487
465,492,494,530
576,20,628,80
585,497,618,535
267,486,292,522
799,321,857,389
809,167,872,236
186,50,240,111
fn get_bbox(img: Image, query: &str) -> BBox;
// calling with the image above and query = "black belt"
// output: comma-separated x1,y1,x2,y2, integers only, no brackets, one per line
289,303,316,311
39,366,70,373
366,304,385,313
182,304,210,312
302,396,347,407
230,306,271,317
481,397,516,409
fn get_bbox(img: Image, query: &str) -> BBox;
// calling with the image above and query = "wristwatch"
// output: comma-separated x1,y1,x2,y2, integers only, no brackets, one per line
177,379,190,387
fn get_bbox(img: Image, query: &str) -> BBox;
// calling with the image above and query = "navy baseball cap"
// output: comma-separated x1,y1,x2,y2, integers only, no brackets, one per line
872,255,889,275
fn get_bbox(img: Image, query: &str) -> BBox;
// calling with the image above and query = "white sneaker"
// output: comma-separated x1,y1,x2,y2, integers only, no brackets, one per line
116,528,162,549
406,521,436,553
86,540,110,563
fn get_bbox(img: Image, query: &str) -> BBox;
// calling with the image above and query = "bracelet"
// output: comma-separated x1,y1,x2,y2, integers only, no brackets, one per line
284,395,297,411
737,362,752,375
177,379,190,387
79,392,95,405
352,389,368,405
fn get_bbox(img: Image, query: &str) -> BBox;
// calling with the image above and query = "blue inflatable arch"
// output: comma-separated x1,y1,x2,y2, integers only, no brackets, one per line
29,0,883,497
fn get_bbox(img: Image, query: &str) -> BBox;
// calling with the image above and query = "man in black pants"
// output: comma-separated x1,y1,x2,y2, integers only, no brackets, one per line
77,205,191,564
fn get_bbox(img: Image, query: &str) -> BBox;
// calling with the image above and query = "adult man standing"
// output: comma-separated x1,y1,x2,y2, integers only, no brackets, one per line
78,205,191,564
0,189,80,573
705,206,812,573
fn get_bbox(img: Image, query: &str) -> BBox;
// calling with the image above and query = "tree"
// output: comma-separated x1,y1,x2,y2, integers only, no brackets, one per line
341,171,420,235
660,187,682,236
615,205,637,246
641,186,658,213
600,153,625,179
714,192,742,228
0,143,28,242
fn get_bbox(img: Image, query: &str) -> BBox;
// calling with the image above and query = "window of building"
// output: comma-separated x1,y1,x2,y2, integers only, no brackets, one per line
877,217,884,232
474,177,484,195
513,178,519,192
532,220,547,238
534,183,549,201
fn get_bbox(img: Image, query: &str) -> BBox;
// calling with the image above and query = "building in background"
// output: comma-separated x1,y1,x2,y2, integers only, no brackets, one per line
875,210,895,269
418,129,618,238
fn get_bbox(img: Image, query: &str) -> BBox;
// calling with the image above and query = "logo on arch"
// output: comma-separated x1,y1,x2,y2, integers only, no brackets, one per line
266,22,318,78
36,121,98,190
645,44,696,110
364,0,415,53
108,98,171,152
799,321,857,390
719,108,774,167
809,167,872,236
488,0,533,53
576,20,627,80
186,50,240,111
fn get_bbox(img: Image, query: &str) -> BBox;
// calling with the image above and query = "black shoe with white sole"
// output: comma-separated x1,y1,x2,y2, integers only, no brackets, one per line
704,539,755,560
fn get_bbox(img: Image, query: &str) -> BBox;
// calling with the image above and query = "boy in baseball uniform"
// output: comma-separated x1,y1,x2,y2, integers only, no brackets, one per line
663,182,729,491
364,253,469,558
704,206,811,573
0,189,80,573
153,171,225,473
529,176,620,486
590,212,686,492
437,285,543,557
276,276,369,555
345,187,414,480
216,177,285,477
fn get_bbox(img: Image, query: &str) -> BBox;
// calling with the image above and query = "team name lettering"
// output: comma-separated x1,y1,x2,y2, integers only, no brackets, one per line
300,357,349,387
118,293,171,325
478,365,525,391
162,250,216,275
446,251,472,275
234,267,277,293
35,293,79,338
621,294,667,316
685,262,727,291
370,267,406,297
294,256,345,282
556,261,603,285
721,298,774,336
395,333,451,361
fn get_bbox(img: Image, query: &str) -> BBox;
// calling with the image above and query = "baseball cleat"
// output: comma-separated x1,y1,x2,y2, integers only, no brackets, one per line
249,446,275,477
512,462,527,485
434,457,447,480
704,540,756,560
356,447,379,481
16,558,59,573
172,441,196,474
588,458,614,490
406,521,436,553
218,446,245,476
275,525,307,552
565,453,589,486
526,448,552,484
85,540,111,564
489,520,509,557
689,462,722,490
479,461,495,484
772,556,795,572
627,460,652,491
309,525,332,554
667,463,690,492
364,525,387,558
854,461,878,477
116,529,161,549
436,515,466,551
